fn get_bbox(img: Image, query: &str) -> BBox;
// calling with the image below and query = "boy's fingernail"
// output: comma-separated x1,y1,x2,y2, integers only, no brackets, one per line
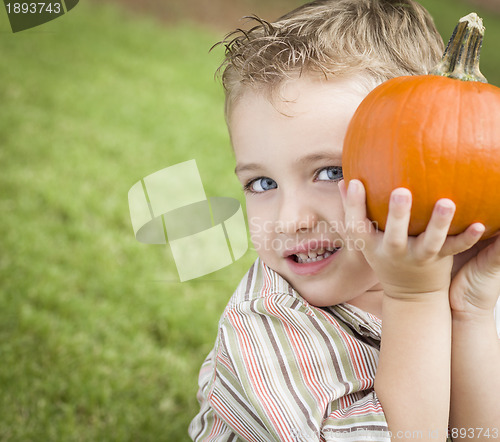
347,180,359,196
473,223,485,234
391,191,410,205
437,200,455,215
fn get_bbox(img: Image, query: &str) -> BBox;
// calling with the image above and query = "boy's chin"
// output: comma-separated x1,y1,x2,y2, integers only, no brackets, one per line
287,278,344,307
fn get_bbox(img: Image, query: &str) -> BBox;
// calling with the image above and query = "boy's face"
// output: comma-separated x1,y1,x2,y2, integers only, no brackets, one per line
230,75,381,307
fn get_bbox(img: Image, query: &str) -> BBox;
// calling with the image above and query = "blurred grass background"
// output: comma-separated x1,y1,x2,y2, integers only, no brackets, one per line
0,0,498,441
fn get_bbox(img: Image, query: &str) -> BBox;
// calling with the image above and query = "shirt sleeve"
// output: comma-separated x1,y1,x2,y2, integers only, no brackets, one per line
190,294,390,441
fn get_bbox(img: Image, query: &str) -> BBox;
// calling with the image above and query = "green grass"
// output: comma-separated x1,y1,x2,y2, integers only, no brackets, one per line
1,1,499,441
0,3,256,441
419,0,500,85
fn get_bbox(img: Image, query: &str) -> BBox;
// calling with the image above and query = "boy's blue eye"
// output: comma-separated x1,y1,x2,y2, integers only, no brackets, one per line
316,166,343,181
247,177,277,193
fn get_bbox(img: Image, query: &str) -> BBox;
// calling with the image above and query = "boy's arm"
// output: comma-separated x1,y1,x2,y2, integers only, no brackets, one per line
448,238,500,440
340,180,484,440
376,293,452,440
449,313,500,440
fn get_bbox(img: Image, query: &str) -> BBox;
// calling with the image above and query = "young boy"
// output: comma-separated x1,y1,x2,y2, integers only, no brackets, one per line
189,1,500,440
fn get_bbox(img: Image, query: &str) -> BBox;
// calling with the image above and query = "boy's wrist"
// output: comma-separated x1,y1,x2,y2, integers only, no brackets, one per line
376,268,452,303
451,307,496,325
382,290,452,322
382,286,450,304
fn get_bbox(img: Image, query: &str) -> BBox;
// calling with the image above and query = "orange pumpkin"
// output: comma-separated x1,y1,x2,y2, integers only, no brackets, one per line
343,13,500,238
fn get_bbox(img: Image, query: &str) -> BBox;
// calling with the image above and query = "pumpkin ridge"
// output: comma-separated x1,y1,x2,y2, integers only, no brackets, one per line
407,78,440,232
452,79,461,225
391,78,424,224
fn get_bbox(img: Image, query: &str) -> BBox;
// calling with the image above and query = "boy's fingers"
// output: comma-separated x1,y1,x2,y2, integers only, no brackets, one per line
338,179,347,206
486,233,500,269
340,179,371,240
340,179,366,223
382,188,412,253
415,199,456,259
471,228,500,270
441,223,485,257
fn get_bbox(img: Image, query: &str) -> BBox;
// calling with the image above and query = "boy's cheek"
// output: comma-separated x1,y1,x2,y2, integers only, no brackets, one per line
247,221,273,255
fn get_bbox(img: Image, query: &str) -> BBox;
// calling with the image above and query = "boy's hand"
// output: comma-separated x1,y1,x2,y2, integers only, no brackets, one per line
449,232,500,317
339,179,484,301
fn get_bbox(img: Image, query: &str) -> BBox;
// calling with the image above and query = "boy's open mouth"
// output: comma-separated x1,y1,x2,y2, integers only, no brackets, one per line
290,246,340,264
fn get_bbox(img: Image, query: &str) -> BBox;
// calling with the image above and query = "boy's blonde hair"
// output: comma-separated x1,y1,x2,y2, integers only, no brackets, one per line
217,0,444,113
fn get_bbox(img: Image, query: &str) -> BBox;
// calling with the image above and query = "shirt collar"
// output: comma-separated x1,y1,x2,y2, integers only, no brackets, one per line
254,258,382,340
327,303,382,341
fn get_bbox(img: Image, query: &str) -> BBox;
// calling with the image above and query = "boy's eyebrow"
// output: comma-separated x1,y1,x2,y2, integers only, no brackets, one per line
234,163,261,175
235,151,342,175
296,152,342,166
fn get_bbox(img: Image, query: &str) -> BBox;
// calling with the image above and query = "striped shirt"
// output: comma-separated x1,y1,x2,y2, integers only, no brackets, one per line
189,258,390,441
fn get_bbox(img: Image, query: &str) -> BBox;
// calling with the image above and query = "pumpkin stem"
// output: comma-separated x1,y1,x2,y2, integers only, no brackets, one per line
430,12,487,83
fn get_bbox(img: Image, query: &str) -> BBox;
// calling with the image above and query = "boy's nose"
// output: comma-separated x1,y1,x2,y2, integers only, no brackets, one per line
275,192,319,234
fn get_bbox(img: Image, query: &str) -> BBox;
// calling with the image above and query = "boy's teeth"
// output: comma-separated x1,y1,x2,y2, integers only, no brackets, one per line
295,249,336,263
